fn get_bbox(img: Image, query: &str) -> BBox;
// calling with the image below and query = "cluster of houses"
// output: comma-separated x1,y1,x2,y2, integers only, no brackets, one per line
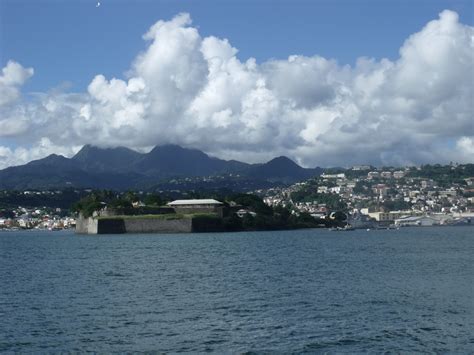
0,206,76,231
257,166,474,228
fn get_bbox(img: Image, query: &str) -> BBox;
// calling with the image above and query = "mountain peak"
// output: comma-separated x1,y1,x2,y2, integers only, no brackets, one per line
264,156,302,170
245,155,315,182
30,153,68,163
73,144,97,159
268,155,297,163
136,144,221,176
25,153,75,169
72,144,141,172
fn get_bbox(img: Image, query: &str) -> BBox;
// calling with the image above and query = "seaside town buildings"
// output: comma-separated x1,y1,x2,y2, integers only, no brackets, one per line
0,206,76,230
256,166,474,227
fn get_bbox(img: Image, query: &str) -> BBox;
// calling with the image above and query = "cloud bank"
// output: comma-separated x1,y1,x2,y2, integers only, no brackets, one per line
0,10,473,169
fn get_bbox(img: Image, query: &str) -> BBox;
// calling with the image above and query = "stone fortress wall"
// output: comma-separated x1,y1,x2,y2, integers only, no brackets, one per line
76,216,193,234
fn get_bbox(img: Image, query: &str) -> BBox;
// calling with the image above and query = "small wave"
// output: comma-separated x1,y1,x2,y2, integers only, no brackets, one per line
418,327,439,332
103,271,127,277
203,339,227,345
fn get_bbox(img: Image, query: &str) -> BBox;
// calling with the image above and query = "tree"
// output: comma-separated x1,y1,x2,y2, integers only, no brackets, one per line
108,198,132,210
144,193,163,206
123,191,139,203
72,195,103,217
230,193,273,216
222,215,243,231
298,211,316,224
332,211,347,222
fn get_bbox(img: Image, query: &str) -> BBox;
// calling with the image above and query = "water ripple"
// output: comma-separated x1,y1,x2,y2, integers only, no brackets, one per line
0,227,473,352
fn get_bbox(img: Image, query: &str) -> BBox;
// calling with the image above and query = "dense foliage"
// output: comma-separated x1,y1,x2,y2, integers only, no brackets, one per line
72,191,111,217
229,193,274,215
381,199,412,211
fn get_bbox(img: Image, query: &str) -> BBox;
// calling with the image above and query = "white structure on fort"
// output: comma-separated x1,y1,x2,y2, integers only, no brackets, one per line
167,199,224,217
167,199,223,208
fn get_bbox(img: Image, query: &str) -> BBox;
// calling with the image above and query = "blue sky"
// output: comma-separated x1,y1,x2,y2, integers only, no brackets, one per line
1,0,472,93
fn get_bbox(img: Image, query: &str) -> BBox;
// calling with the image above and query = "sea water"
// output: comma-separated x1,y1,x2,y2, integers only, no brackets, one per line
1,227,473,352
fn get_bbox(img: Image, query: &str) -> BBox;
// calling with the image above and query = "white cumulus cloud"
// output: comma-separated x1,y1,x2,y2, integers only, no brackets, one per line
0,60,34,107
0,10,473,169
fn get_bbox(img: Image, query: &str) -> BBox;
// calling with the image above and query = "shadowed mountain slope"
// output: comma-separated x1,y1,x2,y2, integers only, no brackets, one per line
0,145,322,190
247,156,323,182
72,145,142,172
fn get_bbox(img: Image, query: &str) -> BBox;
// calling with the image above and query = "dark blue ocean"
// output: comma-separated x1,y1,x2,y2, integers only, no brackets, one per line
1,227,473,353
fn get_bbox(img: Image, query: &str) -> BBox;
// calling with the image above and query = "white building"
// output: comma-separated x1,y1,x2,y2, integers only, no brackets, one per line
352,165,371,171
167,199,223,208
167,199,224,216
321,173,346,179
317,186,328,193
368,171,380,179
393,171,405,179
329,186,342,194
395,216,439,227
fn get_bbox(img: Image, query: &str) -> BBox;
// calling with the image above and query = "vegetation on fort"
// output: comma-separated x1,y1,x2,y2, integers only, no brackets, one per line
72,191,114,217
71,190,173,217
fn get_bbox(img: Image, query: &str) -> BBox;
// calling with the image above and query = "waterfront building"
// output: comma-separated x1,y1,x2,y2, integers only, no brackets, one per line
394,216,439,227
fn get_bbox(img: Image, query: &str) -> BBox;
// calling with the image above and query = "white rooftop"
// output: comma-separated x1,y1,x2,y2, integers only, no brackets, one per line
167,199,223,206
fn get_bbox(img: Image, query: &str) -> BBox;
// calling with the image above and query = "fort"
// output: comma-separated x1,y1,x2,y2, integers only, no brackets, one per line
75,199,224,234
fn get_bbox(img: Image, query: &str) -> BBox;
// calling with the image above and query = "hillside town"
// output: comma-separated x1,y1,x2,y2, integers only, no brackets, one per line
256,164,474,228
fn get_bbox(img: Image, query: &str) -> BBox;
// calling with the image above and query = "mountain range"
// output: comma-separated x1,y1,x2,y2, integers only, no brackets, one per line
0,144,322,190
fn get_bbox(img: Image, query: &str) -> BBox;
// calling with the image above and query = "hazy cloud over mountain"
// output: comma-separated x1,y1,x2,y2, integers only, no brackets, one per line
0,10,472,169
